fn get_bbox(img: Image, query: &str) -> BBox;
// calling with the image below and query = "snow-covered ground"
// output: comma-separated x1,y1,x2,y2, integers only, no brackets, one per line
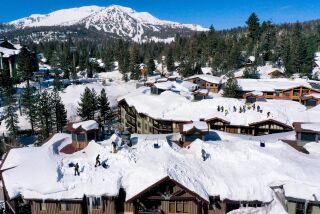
1,132,320,214
60,80,136,121
0,70,136,134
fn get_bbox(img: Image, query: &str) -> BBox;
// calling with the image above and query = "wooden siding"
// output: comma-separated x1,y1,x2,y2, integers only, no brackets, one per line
186,78,220,93
31,201,82,214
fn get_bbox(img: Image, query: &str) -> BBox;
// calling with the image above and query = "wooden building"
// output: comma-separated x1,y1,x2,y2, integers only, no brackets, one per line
293,122,320,143
0,40,19,78
119,99,187,135
286,197,320,214
185,75,221,93
241,84,320,104
300,94,320,107
179,121,209,146
65,120,99,152
206,118,293,136
2,175,269,214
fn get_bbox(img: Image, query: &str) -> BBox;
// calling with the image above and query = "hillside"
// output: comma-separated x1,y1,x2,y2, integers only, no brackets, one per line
1,5,207,42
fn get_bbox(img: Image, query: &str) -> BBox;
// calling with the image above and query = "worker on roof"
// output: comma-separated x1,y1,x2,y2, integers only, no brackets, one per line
95,154,101,167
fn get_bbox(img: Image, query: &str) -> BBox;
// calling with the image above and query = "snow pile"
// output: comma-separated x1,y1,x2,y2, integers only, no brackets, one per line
72,120,98,131
2,133,320,206
120,89,318,127
304,142,320,155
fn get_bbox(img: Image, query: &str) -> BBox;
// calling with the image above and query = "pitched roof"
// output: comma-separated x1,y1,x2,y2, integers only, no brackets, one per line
185,74,221,84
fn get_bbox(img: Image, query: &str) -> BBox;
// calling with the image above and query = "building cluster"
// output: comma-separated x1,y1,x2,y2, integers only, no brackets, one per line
1,43,320,214
1,131,320,214
0,39,20,78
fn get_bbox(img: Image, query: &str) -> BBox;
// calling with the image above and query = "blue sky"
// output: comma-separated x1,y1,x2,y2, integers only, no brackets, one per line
1,0,320,29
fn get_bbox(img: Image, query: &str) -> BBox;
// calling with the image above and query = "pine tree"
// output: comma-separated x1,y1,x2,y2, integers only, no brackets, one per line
3,89,19,140
52,90,67,133
21,86,37,134
77,87,97,120
259,21,276,62
36,91,54,142
129,45,140,80
147,57,156,74
289,23,309,76
98,89,111,124
53,70,63,91
17,46,36,86
246,13,260,42
166,48,175,72
223,73,241,98
243,66,259,79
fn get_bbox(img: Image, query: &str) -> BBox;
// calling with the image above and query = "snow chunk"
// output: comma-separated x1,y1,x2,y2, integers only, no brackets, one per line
72,120,98,131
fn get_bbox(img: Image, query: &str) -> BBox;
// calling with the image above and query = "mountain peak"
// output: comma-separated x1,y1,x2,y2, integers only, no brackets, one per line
7,5,208,42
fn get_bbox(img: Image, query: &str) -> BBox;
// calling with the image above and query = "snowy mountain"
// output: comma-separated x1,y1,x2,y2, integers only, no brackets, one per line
6,5,208,42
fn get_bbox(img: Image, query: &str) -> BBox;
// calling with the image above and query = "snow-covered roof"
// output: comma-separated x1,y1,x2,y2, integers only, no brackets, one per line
246,90,264,96
303,93,320,99
185,74,221,84
234,64,285,79
72,120,99,131
2,133,320,203
0,47,20,58
153,80,198,93
300,123,320,132
237,78,314,92
119,89,319,127
182,121,208,132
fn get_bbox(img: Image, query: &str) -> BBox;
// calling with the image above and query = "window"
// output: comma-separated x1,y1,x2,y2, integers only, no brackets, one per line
214,121,224,126
306,99,317,107
169,201,189,213
301,133,317,142
39,202,46,211
72,134,77,141
59,203,71,211
77,133,86,142
87,197,103,210
294,91,300,96
284,91,290,96
296,202,305,214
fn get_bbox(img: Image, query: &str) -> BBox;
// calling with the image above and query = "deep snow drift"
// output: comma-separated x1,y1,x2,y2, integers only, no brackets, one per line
2,132,320,212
